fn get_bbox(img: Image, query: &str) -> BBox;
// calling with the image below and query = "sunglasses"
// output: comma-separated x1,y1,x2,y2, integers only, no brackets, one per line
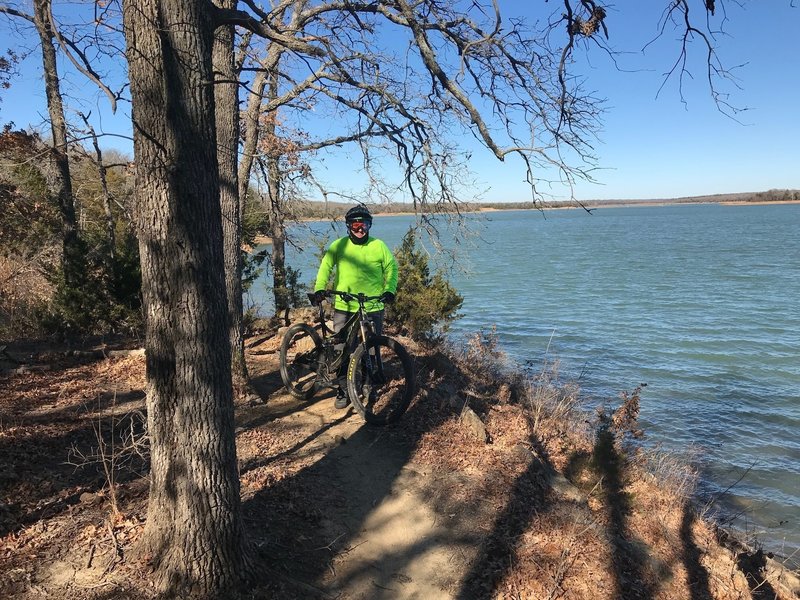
349,222,370,233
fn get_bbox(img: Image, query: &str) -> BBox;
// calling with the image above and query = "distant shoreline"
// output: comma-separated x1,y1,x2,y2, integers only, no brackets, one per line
718,200,800,206
368,198,800,214
250,199,799,246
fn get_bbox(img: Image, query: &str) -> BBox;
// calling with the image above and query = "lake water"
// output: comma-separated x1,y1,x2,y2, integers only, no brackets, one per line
249,203,800,561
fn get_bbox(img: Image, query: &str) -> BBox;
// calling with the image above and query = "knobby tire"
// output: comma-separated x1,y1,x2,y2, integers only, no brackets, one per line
347,335,414,425
280,323,322,400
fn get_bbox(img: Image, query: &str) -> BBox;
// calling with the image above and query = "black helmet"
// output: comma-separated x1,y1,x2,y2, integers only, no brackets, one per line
345,204,372,226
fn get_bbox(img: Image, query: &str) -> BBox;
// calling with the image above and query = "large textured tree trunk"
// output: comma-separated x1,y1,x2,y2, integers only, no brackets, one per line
32,0,80,286
122,0,249,595
212,0,248,385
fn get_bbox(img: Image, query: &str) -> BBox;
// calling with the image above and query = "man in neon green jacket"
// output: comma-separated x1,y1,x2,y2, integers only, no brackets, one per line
314,204,398,408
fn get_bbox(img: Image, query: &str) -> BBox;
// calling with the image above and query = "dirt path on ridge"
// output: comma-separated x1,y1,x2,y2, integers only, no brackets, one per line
241,348,483,599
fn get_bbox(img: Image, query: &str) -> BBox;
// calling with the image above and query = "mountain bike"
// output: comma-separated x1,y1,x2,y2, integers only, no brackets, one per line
279,290,415,425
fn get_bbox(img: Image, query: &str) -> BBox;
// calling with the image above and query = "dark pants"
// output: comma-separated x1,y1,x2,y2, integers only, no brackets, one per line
333,309,384,338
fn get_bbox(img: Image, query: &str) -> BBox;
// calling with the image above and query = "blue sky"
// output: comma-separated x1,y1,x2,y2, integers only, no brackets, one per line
1,1,798,202
469,1,800,201
569,2,800,201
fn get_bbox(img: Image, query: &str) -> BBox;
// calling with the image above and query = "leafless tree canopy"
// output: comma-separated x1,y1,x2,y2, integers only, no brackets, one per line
220,0,606,206
215,0,755,208
1,1,762,205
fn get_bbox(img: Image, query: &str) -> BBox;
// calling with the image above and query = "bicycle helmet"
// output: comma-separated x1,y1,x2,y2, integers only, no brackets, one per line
345,204,373,226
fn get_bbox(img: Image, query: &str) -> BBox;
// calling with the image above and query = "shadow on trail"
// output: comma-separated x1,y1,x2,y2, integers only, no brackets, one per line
241,424,417,590
241,342,580,598
239,409,351,474
241,345,489,596
237,384,331,431
247,360,284,398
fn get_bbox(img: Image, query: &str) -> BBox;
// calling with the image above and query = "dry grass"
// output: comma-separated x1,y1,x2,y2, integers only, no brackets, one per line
408,331,798,599
1,330,797,599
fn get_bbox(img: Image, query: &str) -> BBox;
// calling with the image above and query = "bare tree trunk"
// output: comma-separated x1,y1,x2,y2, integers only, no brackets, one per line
237,69,267,208
79,114,115,266
122,0,249,594
266,154,289,321
32,0,80,286
212,0,247,384
99,159,115,264
239,54,296,321
264,73,290,322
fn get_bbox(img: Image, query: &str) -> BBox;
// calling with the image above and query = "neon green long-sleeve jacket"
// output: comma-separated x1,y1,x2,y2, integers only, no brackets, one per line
314,236,398,313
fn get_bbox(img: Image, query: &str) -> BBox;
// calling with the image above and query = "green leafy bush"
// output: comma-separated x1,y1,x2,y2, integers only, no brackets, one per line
386,227,463,338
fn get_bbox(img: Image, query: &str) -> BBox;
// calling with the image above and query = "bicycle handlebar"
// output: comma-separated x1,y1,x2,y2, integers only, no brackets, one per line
330,290,384,303
308,290,385,307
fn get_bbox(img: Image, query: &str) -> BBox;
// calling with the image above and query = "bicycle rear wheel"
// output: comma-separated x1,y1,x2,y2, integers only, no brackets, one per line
347,335,414,425
280,324,322,400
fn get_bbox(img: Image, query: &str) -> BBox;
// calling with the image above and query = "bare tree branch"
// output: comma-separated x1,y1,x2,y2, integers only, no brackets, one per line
46,2,119,112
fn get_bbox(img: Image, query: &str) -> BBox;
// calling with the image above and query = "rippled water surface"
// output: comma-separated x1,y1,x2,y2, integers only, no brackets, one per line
252,203,800,559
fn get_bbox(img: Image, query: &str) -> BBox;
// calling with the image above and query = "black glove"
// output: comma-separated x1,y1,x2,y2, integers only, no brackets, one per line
312,290,327,305
380,291,395,304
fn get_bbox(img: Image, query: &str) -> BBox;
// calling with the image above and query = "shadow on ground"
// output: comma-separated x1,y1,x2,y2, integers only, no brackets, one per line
1,336,790,599
0,353,147,539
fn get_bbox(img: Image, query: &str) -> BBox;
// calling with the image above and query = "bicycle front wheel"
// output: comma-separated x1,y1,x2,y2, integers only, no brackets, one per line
347,336,415,425
280,323,322,400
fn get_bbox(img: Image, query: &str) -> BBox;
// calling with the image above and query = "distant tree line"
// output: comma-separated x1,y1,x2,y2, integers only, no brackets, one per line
746,189,799,203
288,189,800,220
486,189,800,209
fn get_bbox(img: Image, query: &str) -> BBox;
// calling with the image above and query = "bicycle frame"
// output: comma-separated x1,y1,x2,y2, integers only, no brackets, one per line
310,290,384,376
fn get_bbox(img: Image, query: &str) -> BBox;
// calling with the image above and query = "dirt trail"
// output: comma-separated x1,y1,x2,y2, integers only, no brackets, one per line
0,337,490,599
3,338,799,599
241,360,483,599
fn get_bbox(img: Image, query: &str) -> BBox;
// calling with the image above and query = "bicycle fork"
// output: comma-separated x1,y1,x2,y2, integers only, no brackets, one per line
359,319,386,384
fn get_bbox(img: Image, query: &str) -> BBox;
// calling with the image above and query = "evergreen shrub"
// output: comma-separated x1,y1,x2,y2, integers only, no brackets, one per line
386,227,463,338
